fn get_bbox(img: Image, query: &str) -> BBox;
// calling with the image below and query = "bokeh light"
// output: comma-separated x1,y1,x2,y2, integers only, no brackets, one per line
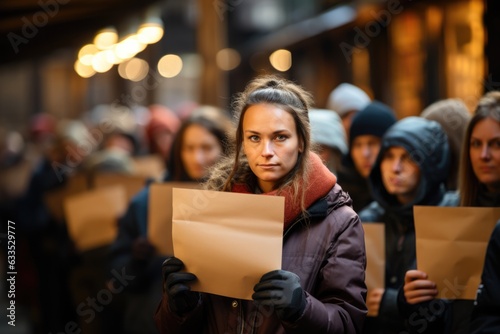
158,54,183,78
269,49,292,72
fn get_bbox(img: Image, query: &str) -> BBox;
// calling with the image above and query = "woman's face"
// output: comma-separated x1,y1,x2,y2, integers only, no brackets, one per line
181,124,222,180
242,103,302,193
470,117,500,192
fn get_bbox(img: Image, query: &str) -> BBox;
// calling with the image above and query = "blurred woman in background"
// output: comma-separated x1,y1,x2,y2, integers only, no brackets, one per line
399,91,500,334
108,107,234,334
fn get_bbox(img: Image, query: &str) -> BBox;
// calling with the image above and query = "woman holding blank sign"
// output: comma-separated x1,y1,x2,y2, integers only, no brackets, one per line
399,91,500,334
155,75,367,333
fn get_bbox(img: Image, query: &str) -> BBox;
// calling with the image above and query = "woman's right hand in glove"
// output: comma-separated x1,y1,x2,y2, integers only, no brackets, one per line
162,257,200,314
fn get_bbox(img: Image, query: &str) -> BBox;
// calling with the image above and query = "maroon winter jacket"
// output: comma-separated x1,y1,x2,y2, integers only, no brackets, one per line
155,183,367,333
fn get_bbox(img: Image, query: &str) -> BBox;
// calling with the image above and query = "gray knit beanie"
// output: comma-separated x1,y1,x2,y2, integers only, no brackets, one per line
309,109,348,155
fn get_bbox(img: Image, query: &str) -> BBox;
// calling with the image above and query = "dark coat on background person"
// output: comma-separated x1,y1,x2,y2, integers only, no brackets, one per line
17,157,77,332
337,165,373,213
155,154,367,334
109,183,163,289
109,166,200,334
398,192,500,334
109,170,191,288
470,221,500,334
359,117,458,334
109,179,164,334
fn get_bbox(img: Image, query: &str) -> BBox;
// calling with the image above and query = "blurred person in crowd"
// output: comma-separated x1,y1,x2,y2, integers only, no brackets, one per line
398,91,500,334
17,118,93,333
155,76,367,333
108,106,234,334
26,112,57,163
421,98,471,191
85,104,140,156
308,108,347,174
327,83,371,140
68,104,139,334
145,104,181,162
0,130,28,204
82,149,136,175
175,100,200,122
1,114,57,220
81,104,140,178
70,146,136,334
338,101,397,212
359,117,457,334
0,114,55,332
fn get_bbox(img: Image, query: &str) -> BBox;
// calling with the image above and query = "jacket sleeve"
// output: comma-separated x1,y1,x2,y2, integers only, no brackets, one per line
397,285,448,333
470,222,500,333
283,209,367,333
154,292,205,333
377,287,400,321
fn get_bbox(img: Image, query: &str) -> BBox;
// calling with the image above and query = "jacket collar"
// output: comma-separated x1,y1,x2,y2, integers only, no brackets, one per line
232,153,336,231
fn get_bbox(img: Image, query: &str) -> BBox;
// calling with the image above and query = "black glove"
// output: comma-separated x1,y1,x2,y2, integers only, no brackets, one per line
131,237,155,261
252,270,307,322
162,257,199,314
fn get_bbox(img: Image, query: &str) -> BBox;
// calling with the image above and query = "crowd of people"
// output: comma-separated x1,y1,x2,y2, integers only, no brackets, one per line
0,75,499,334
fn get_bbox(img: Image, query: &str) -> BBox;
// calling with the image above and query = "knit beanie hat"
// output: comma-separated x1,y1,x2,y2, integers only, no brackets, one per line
309,109,348,155
30,113,56,141
349,101,397,146
420,98,470,158
145,104,181,145
327,83,371,117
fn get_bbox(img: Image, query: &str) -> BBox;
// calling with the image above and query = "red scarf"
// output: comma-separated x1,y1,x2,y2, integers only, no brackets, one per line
232,153,337,230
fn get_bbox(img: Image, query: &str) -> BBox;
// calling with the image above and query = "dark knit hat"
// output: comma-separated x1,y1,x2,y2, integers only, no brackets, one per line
349,101,397,146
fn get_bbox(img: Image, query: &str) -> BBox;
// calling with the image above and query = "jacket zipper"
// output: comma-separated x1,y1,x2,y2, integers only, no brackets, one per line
239,301,244,334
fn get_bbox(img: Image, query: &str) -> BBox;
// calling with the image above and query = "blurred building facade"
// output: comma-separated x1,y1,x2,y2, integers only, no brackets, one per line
0,0,497,133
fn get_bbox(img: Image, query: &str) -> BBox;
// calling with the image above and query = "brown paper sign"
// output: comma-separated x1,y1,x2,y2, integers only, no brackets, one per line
44,173,89,222
132,155,165,180
414,206,500,300
147,182,201,256
93,173,147,202
362,223,385,291
64,186,127,252
172,188,284,300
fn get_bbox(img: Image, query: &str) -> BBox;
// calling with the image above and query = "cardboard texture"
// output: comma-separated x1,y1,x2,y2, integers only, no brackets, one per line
132,155,165,179
44,173,89,222
172,188,284,300
147,182,201,256
414,206,500,300
93,173,147,202
362,223,385,291
64,185,127,252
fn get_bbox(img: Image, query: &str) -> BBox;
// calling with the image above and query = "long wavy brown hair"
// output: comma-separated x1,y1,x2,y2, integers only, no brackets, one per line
167,106,235,182
459,91,500,206
204,75,314,214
